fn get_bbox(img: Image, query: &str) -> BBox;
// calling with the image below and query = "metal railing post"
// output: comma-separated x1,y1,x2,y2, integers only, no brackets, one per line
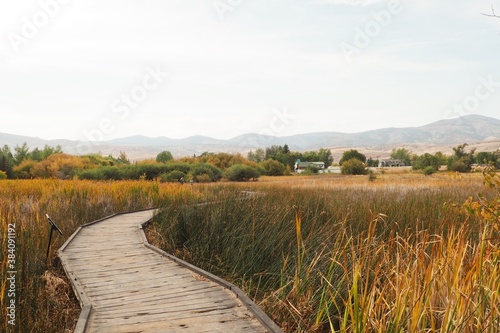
46,214,63,263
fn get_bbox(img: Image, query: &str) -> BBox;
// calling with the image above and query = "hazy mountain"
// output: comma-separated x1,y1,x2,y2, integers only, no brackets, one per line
1,115,499,160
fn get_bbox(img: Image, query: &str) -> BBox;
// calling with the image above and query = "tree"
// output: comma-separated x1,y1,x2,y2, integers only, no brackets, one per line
366,157,379,167
341,158,367,175
0,145,14,178
156,150,174,163
261,159,286,176
40,145,63,160
412,153,440,171
390,148,412,166
340,149,366,165
30,147,43,161
475,150,500,168
13,159,37,179
448,143,476,172
14,142,29,165
117,151,130,164
320,148,334,167
265,145,289,166
434,151,448,166
247,148,265,163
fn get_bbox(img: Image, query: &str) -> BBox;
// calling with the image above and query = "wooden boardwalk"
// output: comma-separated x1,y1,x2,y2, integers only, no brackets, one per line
58,208,283,333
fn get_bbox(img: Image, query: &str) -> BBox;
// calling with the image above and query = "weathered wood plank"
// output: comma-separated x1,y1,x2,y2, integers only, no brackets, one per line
58,208,282,333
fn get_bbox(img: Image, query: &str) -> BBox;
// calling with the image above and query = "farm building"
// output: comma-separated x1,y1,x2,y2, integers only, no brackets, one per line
378,159,405,167
294,160,325,172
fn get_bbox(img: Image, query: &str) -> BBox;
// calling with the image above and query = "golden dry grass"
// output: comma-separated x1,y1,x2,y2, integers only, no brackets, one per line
1,171,498,333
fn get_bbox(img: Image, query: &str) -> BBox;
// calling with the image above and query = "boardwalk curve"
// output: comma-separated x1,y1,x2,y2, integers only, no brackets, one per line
58,208,283,333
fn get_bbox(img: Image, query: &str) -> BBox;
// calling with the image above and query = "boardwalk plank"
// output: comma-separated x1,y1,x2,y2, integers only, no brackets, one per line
58,208,282,333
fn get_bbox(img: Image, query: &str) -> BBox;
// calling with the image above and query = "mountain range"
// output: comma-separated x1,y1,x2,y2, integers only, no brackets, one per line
1,115,499,161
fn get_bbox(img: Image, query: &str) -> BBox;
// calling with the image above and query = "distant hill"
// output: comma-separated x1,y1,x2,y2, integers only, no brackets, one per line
1,115,499,160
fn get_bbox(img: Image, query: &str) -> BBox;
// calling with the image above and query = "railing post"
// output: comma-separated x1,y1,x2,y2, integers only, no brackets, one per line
46,214,63,264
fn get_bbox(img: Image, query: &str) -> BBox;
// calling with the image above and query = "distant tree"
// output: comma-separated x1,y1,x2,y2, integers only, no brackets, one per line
448,143,476,172
340,149,366,165
156,150,174,163
247,148,265,163
117,151,130,164
30,147,43,161
261,159,286,176
303,148,334,168
0,145,14,178
390,148,412,166
14,142,29,165
434,151,448,166
412,153,440,171
265,145,289,166
341,158,367,175
366,157,379,167
318,148,334,167
13,159,37,179
40,144,63,160
452,143,470,159
475,150,500,168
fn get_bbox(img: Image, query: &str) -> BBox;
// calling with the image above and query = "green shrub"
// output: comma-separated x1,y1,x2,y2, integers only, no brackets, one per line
167,162,191,174
190,163,223,182
449,160,470,173
225,164,260,181
261,159,285,176
78,166,123,180
303,165,319,175
160,170,186,183
0,170,6,179
195,174,212,183
341,158,367,175
423,166,436,175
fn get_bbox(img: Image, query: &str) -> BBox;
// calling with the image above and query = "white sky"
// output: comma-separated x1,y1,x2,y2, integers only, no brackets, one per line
1,0,499,141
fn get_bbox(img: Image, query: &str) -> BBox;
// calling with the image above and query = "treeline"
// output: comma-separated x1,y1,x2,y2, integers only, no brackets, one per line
390,144,500,174
247,145,333,173
0,142,335,182
0,144,254,182
1,142,498,181
340,144,500,175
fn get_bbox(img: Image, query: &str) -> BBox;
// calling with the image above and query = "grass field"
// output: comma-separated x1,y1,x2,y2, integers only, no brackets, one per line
0,179,196,333
1,171,499,332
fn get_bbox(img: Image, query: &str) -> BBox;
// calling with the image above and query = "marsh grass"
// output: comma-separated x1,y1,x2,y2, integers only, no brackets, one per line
1,172,498,332
148,172,500,332
0,179,197,332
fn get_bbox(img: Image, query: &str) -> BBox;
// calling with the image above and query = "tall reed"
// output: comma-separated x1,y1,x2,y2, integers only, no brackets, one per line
148,172,499,332
0,179,195,333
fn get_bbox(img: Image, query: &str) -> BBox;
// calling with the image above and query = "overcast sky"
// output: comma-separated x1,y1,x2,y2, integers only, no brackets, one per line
1,0,499,142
